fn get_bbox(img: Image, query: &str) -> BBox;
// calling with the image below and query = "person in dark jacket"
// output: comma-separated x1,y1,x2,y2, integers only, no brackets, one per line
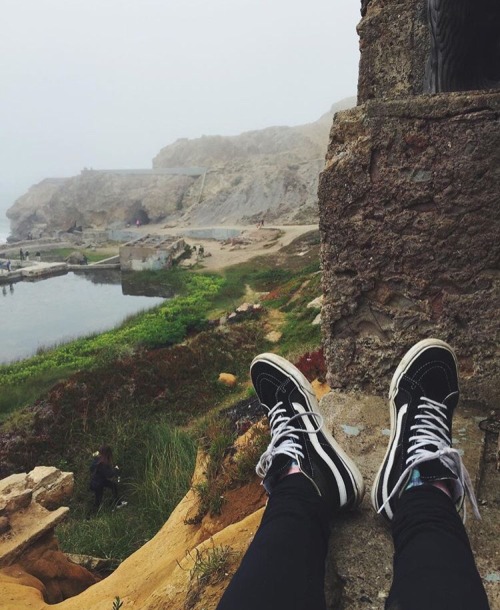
89,445,120,508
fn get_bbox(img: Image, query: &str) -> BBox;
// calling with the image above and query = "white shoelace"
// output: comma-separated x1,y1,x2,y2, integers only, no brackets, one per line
379,396,480,520
255,401,323,479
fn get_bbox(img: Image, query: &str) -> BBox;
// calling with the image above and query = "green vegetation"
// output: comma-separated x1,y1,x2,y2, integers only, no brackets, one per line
112,597,124,610
0,230,324,565
189,541,234,585
189,414,237,522
0,272,224,390
185,541,235,609
212,264,294,311
188,414,270,524
0,365,77,423
278,302,322,355
39,247,114,263
234,424,269,483
58,422,197,560
129,424,197,528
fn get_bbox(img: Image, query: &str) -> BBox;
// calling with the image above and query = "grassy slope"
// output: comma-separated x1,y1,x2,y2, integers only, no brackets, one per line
0,231,323,562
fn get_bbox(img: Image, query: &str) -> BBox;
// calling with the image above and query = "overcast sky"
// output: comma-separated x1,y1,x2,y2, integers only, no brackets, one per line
0,0,361,208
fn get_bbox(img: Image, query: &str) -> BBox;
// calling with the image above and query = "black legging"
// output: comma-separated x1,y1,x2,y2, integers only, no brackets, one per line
216,475,489,610
94,479,118,507
217,474,330,610
386,485,489,609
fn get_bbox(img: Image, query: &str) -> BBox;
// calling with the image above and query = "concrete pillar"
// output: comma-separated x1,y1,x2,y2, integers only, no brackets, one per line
319,1,500,407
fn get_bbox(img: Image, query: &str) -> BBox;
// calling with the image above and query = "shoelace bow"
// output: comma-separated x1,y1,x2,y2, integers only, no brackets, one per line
256,401,323,479
379,396,480,520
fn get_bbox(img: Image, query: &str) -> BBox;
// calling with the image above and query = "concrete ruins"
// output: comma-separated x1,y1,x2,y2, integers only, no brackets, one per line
319,0,500,407
119,234,186,271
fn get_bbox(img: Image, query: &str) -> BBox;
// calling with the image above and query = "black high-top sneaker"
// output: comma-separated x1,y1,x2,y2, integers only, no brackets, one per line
250,353,364,512
372,338,480,521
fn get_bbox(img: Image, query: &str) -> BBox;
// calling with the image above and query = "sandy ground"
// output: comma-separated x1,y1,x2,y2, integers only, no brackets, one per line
0,224,319,272
134,223,319,271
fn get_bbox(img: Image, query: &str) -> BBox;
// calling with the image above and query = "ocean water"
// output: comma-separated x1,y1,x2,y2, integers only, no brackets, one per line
0,272,165,363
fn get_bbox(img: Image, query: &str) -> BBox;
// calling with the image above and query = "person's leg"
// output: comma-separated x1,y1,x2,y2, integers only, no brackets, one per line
372,338,490,610
217,353,365,610
217,474,330,610
386,485,489,610
94,485,104,508
102,479,118,503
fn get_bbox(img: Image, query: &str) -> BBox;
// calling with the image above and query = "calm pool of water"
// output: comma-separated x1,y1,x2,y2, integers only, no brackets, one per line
0,271,165,364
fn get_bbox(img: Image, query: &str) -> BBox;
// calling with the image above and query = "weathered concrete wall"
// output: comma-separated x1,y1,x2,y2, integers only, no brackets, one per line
358,0,429,102
319,91,500,407
120,238,185,271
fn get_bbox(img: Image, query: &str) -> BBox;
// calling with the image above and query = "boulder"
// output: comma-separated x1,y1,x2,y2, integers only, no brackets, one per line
64,251,86,265
65,554,117,573
0,473,29,496
264,330,282,343
218,373,237,387
0,466,96,603
29,467,74,510
307,295,323,309
0,489,32,515
15,534,98,603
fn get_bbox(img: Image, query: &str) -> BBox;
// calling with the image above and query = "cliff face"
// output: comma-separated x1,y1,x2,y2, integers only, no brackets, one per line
7,172,197,240
7,98,354,239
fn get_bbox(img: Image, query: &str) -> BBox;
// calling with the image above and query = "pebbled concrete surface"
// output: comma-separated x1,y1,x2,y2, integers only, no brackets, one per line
319,391,496,610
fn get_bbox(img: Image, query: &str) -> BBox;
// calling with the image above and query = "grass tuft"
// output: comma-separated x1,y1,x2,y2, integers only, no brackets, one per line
185,540,235,609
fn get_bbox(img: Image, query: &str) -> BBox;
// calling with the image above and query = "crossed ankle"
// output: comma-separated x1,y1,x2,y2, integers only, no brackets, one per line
430,480,452,498
404,468,452,499
279,463,301,480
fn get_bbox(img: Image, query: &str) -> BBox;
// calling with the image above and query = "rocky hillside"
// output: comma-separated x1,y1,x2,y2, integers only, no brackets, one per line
7,98,354,240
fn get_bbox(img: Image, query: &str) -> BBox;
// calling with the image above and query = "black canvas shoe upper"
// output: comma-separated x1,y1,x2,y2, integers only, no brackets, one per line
250,353,364,514
372,339,480,521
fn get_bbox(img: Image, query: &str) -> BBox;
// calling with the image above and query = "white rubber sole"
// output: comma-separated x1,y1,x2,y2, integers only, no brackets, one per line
251,352,365,507
371,338,457,517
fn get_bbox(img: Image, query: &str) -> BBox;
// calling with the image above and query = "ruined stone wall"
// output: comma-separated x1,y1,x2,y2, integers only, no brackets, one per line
358,0,429,102
319,91,500,406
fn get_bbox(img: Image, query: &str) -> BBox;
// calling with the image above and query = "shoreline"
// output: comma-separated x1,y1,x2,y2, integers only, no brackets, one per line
0,223,319,273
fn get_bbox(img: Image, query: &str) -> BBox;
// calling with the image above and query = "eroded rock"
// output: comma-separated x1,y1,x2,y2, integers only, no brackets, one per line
319,91,500,406
28,466,74,510
0,467,97,604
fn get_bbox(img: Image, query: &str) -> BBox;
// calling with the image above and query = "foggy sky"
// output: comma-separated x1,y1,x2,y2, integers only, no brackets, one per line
0,0,361,208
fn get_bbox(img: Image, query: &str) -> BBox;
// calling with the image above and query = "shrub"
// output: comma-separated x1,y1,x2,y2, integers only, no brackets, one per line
189,541,234,585
234,423,269,483
57,421,196,561
185,541,235,609
294,349,327,383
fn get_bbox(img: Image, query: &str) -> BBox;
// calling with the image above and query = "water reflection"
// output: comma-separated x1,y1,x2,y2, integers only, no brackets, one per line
1,283,14,296
76,269,123,286
121,272,175,298
0,272,165,363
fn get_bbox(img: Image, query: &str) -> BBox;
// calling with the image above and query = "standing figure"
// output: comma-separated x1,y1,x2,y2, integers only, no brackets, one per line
19,248,24,261
90,445,120,509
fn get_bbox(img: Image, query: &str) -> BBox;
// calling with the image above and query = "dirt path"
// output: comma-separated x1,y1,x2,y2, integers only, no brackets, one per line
140,223,319,271
1,224,319,273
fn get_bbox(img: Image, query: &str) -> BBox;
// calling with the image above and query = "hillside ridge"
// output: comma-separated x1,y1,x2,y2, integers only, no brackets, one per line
6,98,355,240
